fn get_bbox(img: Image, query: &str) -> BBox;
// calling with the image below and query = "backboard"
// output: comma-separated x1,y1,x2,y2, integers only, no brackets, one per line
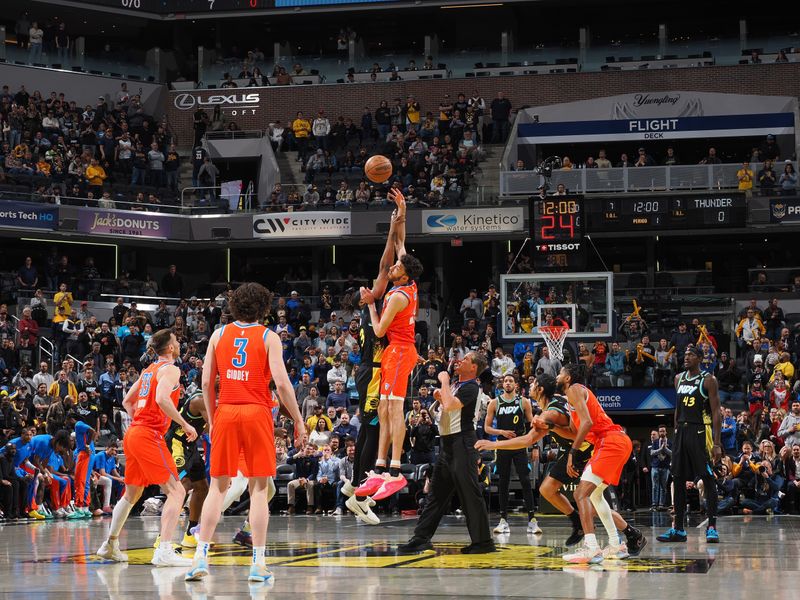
500,272,613,340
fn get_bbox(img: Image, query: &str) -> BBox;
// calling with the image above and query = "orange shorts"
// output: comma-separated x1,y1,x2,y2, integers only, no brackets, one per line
210,403,275,478
380,343,417,401
123,425,179,487
585,432,632,486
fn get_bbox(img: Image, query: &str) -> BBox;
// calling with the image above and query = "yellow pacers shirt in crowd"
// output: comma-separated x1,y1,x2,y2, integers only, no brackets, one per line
406,102,420,125
86,164,107,186
737,167,754,191
293,118,311,139
53,291,72,322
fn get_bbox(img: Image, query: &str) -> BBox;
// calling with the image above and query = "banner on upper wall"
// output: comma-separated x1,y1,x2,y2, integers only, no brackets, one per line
422,207,524,234
77,209,172,238
252,211,351,238
769,197,800,223
0,202,57,230
594,388,676,412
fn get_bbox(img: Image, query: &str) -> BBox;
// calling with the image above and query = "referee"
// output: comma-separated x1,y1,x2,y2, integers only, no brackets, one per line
397,352,496,555
657,345,722,544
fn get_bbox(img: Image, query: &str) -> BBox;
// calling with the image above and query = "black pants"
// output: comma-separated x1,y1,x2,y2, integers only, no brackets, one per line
673,423,717,530
354,418,379,484
0,478,23,518
495,449,534,518
414,431,491,545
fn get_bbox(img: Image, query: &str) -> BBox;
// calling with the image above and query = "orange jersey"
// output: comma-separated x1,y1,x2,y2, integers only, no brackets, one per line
131,359,179,435
570,384,623,445
215,321,273,406
384,281,418,345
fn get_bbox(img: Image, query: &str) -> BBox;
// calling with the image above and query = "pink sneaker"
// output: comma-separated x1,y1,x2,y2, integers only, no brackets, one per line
372,474,407,501
354,472,386,497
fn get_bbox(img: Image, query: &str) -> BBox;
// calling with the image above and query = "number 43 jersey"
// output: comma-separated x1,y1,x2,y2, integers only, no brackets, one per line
675,371,712,425
216,321,273,406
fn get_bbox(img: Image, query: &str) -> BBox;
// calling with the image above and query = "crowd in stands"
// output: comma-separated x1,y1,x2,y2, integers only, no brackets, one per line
253,90,513,210
0,82,185,211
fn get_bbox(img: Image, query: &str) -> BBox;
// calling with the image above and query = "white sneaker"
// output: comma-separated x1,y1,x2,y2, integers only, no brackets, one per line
333,507,343,516
345,495,380,525
527,518,542,535
185,559,209,582
152,545,192,567
602,542,630,560
55,508,68,519
493,518,510,534
562,543,604,564
248,563,274,583
97,539,129,562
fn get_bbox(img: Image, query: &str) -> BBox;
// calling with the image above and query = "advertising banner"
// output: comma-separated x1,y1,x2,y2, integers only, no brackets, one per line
77,209,172,238
0,202,57,230
594,388,676,412
422,208,524,234
769,197,800,223
252,211,351,238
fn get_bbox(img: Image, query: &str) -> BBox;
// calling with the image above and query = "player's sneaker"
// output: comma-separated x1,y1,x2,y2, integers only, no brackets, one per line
656,528,687,543
80,508,93,518
527,518,542,535
152,544,192,567
42,507,55,519
562,543,604,564
372,474,407,501
248,564,274,583
345,495,380,525
54,508,67,519
333,507,343,516
706,527,720,543
624,527,647,556
602,541,630,560
493,518,510,534
102,505,114,515
97,539,129,562
182,533,198,548
233,530,253,547
28,509,46,520
66,509,83,520
185,559,210,582
354,471,387,497
565,527,584,546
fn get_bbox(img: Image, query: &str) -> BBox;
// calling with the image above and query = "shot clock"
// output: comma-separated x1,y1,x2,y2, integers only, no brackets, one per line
530,195,585,269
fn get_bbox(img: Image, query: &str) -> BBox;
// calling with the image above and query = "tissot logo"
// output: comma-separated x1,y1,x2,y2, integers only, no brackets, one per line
173,93,261,114
538,243,581,252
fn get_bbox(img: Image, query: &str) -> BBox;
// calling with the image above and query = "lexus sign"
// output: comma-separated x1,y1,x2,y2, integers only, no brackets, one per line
173,92,260,115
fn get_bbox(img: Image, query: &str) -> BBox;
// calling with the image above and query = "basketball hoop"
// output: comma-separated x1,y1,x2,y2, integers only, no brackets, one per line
539,325,569,361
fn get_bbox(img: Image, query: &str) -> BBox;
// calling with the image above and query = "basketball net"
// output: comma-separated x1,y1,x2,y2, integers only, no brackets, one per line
539,325,569,362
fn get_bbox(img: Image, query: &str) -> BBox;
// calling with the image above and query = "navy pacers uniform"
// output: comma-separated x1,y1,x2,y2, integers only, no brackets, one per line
493,395,536,518
353,301,385,481
544,395,593,484
672,371,714,479
166,402,207,482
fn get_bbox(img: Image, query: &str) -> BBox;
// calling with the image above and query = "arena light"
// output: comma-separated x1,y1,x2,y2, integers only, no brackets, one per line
440,3,503,8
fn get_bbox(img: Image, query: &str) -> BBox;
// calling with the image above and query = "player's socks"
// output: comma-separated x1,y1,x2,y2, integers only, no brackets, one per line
109,497,134,538
374,460,386,475
584,534,599,550
252,546,265,566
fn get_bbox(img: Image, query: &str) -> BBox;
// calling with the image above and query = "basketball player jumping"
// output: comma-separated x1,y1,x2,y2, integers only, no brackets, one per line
342,199,404,524
96,329,198,567
186,282,305,584
657,345,722,544
476,373,645,555
355,189,424,502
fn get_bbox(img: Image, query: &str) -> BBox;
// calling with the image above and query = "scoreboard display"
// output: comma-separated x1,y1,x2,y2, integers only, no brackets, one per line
586,193,747,231
530,195,585,269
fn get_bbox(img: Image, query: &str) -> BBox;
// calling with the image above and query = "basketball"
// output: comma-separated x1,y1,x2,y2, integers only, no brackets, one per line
364,154,393,183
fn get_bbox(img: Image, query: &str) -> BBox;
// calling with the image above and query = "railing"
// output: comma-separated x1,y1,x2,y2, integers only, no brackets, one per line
438,316,450,350
500,162,799,195
40,337,54,370
66,354,85,369
205,130,264,141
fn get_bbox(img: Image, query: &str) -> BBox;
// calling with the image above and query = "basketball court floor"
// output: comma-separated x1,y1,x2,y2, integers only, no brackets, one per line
1,512,796,598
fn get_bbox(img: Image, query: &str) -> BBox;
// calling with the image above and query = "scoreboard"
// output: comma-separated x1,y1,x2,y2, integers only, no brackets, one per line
530,195,585,269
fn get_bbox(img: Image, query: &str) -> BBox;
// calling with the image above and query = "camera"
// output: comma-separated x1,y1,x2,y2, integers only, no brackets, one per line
532,155,562,180
758,465,766,473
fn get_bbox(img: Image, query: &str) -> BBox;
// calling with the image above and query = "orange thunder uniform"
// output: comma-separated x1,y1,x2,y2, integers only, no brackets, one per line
380,281,418,400
123,359,181,487
570,384,632,486
211,321,275,478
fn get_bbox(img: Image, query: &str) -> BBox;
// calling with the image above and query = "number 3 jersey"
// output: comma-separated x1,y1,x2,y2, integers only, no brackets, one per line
675,371,712,425
215,321,273,406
